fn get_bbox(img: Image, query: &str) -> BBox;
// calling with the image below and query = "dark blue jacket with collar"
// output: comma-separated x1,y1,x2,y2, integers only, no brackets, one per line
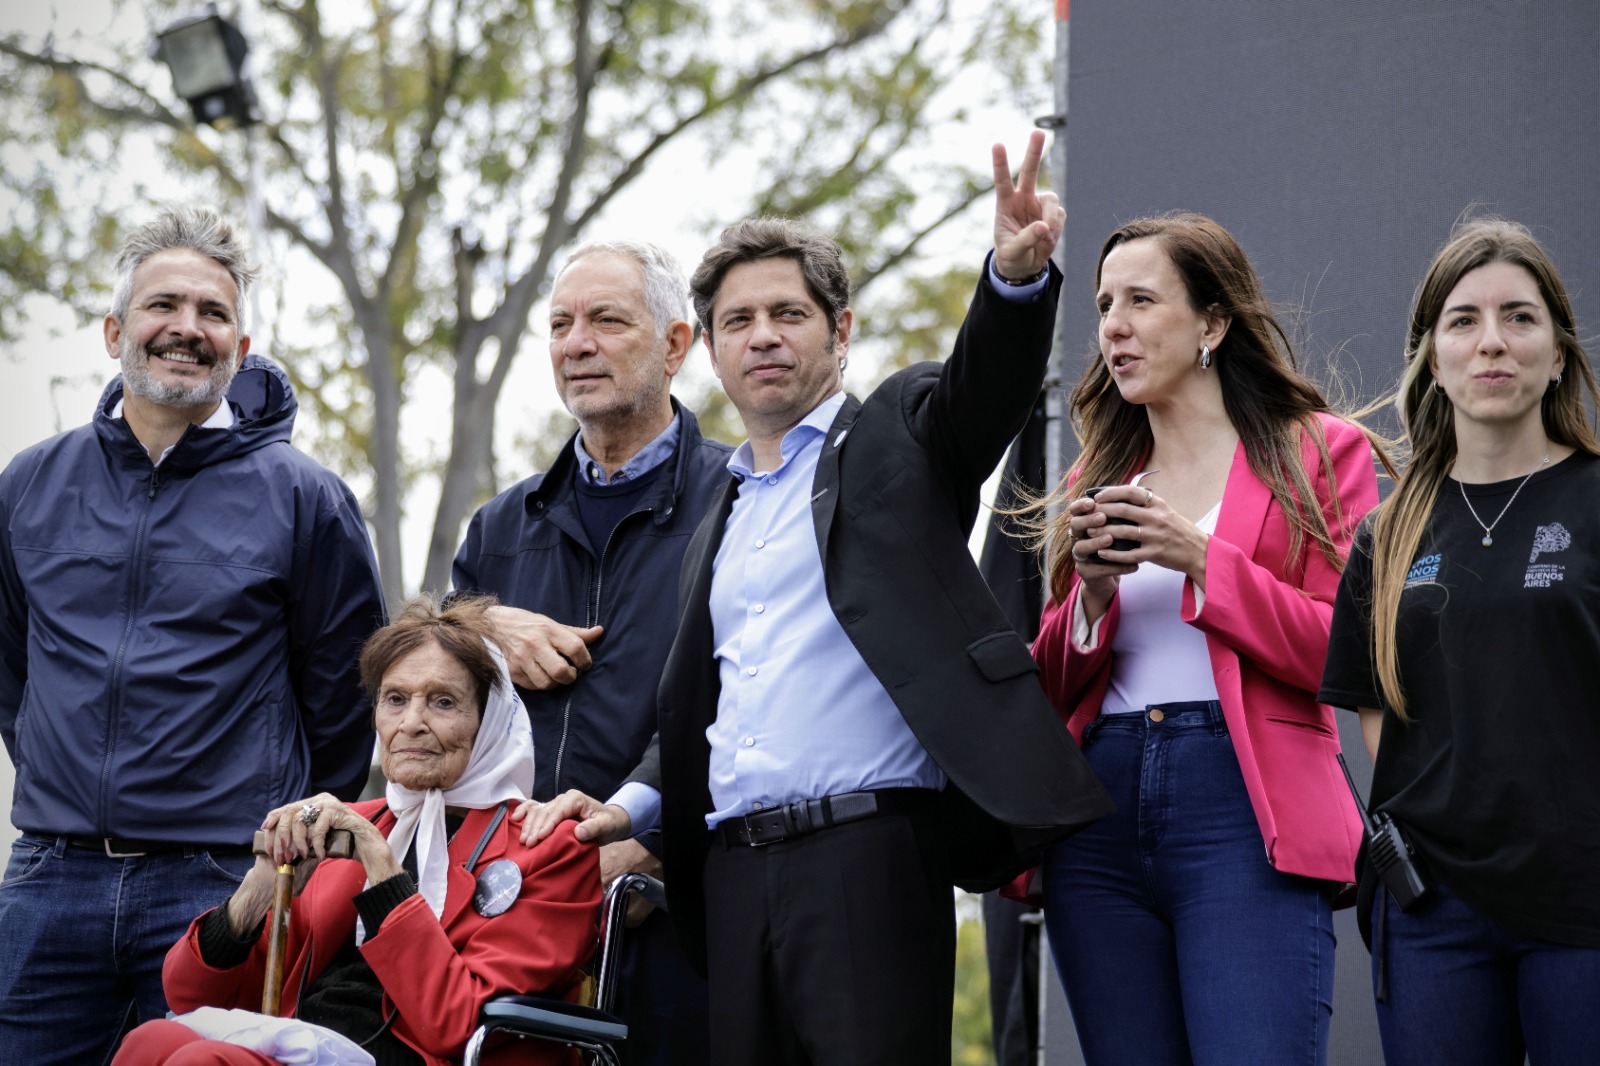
452,402,732,812
0,355,386,845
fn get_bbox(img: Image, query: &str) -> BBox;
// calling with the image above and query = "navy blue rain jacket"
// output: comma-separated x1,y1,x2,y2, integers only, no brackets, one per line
0,355,386,844
453,403,732,809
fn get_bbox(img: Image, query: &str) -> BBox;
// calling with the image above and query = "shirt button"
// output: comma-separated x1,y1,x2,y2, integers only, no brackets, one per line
746,666,759,676
754,603,766,614
752,802,764,811
766,475,778,485
743,736,755,747
755,539,765,548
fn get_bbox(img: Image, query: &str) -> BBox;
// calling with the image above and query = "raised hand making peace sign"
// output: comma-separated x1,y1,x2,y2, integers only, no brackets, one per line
992,129,1065,282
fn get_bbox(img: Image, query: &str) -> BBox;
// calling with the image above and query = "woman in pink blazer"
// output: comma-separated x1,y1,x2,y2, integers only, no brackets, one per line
1026,214,1384,1066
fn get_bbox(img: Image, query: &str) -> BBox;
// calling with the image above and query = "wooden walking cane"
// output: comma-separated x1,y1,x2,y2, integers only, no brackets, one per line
251,828,354,1016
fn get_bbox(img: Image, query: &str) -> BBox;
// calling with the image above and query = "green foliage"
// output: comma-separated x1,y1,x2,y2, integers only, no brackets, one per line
0,0,1052,595
953,909,997,1065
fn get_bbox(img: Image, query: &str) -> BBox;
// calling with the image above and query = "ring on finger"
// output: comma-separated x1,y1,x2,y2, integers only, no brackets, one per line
1144,487,1154,506
299,804,322,828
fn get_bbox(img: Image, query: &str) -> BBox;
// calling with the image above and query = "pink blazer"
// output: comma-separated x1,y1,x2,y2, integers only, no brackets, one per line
1034,413,1375,885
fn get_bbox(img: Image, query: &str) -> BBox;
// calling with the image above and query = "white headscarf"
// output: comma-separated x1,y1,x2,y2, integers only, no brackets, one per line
357,639,532,942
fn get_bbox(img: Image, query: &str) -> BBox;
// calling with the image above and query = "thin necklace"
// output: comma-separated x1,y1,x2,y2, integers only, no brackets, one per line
1458,452,1549,547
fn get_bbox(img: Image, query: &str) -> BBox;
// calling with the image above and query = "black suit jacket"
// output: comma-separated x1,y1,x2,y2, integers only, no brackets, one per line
636,263,1112,970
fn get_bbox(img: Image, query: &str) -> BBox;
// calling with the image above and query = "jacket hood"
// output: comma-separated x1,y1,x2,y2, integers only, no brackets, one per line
95,353,298,470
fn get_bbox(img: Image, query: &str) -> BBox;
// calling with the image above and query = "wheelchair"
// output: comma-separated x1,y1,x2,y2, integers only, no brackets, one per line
464,870,667,1066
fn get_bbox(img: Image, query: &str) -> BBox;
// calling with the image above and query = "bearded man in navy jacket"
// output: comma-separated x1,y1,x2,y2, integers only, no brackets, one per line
521,134,1111,1064
0,206,385,1064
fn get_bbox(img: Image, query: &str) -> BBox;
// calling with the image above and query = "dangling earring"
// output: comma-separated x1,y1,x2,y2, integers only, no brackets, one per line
1551,372,1563,390
1198,343,1212,370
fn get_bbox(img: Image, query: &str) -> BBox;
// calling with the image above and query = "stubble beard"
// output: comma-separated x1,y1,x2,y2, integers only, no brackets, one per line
120,333,240,410
567,333,671,433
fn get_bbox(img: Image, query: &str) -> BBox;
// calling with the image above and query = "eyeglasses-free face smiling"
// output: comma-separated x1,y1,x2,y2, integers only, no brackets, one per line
105,248,247,409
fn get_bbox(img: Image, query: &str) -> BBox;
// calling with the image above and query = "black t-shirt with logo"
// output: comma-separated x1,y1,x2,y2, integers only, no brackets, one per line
1321,451,1600,948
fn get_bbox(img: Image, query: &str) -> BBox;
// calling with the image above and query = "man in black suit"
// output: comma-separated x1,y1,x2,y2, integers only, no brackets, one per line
523,133,1110,1065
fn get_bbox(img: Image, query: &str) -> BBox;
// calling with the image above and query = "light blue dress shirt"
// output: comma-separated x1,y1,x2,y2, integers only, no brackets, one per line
610,258,1047,835
573,410,681,484
701,392,945,828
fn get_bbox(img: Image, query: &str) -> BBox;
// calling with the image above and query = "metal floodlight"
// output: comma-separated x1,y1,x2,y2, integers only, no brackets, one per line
153,6,258,130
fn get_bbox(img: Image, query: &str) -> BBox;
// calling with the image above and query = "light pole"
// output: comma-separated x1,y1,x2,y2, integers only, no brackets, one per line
152,5,266,334
1036,0,1070,531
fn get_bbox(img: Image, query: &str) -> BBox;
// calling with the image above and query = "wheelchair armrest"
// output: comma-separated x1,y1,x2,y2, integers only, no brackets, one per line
482,994,629,1041
464,995,628,1066
463,873,665,1064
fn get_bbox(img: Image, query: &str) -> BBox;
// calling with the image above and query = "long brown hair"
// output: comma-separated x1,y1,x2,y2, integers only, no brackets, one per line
1368,218,1600,719
1029,214,1388,601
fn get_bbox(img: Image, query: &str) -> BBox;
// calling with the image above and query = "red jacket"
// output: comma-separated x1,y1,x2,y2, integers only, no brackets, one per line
163,800,600,1065
1034,413,1375,885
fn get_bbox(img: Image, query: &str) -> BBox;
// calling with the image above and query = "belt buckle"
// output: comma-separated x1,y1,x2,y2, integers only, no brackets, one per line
742,810,788,847
102,839,148,858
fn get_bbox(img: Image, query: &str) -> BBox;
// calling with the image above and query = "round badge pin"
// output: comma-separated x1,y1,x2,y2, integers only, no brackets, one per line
473,859,521,917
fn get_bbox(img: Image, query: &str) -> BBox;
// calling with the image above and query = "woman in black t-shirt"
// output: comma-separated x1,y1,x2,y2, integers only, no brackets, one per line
1320,219,1600,1065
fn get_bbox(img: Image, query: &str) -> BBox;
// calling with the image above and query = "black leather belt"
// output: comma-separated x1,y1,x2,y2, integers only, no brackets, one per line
714,788,936,848
64,836,254,858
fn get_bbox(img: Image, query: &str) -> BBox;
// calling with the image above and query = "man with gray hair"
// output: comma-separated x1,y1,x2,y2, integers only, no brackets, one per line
0,205,385,1063
453,239,723,1063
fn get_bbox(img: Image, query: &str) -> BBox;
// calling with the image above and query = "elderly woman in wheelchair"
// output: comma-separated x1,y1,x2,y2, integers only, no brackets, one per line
113,595,600,1066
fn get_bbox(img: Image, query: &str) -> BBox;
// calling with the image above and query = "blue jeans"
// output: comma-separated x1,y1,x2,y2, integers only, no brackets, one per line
1042,702,1335,1066
0,835,254,1065
1373,880,1600,1065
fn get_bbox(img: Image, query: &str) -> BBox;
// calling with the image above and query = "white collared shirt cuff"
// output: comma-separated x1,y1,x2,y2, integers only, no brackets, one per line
987,258,1049,302
1071,593,1107,651
608,781,661,837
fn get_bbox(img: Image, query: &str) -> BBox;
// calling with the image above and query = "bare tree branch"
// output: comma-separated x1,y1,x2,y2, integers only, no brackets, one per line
568,3,908,240
0,41,187,133
854,183,985,294
378,1,466,310
305,0,363,302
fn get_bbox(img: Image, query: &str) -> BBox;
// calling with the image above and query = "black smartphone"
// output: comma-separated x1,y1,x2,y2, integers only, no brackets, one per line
1083,485,1140,553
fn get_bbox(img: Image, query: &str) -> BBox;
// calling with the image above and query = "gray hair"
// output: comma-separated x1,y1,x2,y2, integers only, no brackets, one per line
557,240,688,335
689,218,851,339
110,206,257,327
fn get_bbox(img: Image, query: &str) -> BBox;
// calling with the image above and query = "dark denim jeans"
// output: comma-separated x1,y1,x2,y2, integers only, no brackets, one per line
1042,701,1335,1066
0,835,253,1065
1373,881,1600,1065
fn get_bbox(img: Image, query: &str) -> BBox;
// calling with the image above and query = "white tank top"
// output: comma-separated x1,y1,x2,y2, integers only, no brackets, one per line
1100,501,1222,714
